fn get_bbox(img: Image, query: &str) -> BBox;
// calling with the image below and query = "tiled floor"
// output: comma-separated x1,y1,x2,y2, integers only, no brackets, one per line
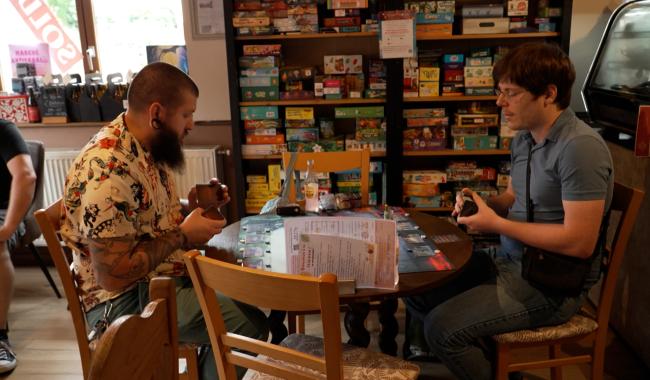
4,267,650,379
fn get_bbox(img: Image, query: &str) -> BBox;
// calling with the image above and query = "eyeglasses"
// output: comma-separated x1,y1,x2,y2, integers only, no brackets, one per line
495,88,525,100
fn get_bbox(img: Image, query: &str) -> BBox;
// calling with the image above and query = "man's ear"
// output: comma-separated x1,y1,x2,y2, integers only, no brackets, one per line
545,84,558,106
148,102,164,127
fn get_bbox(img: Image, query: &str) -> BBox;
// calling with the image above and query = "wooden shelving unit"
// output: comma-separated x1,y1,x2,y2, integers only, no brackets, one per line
416,31,559,41
224,0,573,219
403,149,511,157
404,95,498,103
240,98,385,106
236,31,378,41
242,151,387,160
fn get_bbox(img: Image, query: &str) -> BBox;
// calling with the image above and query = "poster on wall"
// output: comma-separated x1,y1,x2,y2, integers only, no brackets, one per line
146,45,189,74
9,43,51,76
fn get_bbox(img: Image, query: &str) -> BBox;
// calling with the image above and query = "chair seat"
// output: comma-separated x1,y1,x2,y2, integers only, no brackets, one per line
493,314,599,344
243,334,420,380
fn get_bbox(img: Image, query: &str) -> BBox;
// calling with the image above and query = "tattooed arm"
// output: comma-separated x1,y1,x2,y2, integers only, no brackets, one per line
86,228,186,291
86,207,226,291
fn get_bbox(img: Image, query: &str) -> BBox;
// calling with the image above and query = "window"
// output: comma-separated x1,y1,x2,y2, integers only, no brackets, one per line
0,0,185,92
0,0,84,89
90,0,185,76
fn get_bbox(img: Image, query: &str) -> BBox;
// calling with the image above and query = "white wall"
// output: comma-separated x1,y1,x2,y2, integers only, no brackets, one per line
180,1,231,122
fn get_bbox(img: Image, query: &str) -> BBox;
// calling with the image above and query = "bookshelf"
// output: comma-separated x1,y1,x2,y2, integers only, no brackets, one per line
223,0,574,219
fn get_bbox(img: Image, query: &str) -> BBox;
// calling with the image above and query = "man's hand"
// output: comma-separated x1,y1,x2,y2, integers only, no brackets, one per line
451,187,470,217
186,178,231,212
456,189,501,234
180,207,227,245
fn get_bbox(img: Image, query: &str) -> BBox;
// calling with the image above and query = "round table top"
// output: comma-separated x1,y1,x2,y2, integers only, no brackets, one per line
206,211,473,304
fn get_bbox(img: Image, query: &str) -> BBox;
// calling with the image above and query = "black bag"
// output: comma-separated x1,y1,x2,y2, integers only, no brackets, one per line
520,143,605,296
521,247,593,296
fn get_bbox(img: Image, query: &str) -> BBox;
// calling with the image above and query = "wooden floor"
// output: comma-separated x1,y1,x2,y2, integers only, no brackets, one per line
3,267,649,379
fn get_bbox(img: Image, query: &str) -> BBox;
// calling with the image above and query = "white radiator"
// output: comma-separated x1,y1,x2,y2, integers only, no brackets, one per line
43,147,226,207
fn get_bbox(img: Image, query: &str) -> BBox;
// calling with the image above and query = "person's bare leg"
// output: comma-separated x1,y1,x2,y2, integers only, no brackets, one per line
0,242,13,330
0,240,17,374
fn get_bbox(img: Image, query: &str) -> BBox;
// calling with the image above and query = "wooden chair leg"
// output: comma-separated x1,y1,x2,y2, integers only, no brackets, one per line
29,242,62,298
297,314,306,334
496,343,510,380
287,311,297,334
591,342,605,380
549,344,563,380
179,343,199,380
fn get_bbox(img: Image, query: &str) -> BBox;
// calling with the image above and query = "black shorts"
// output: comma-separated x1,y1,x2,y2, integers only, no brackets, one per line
0,209,25,252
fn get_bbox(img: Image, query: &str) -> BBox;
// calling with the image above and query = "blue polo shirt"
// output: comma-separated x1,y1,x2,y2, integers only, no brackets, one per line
500,108,614,261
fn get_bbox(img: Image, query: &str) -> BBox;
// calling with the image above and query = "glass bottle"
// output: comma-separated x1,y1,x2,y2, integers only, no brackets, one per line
27,87,41,123
304,159,319,213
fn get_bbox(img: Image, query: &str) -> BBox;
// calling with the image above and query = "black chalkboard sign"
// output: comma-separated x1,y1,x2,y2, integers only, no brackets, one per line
37,86,67,118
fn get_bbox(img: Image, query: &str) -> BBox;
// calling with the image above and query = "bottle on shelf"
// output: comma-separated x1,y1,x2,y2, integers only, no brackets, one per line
304,159,319,213
27,87,41,123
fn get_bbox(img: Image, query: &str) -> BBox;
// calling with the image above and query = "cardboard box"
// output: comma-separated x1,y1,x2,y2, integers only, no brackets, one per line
285,107,314,120
453,135,498,150
419,81,440,97
403,126,447,151
462,18,509,34
403,108,446,118
268,164,281,193
242,44,281,56
419,67,440,82
324,55,363,74
241,87,280,101
507,0,528,16
0,95,29,123
335,106,384,118
239,76,280,87
406,116,448,127
403,170,447,184
240,67,280,77
240,106,279,120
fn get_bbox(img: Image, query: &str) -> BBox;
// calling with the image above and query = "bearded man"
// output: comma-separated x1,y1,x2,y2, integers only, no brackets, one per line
60,62,268,379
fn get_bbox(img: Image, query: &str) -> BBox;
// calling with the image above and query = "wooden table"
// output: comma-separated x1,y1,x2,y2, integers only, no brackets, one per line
206,211,473,356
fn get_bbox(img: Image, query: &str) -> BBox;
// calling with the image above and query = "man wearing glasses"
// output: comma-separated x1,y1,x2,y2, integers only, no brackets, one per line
405,43,613,380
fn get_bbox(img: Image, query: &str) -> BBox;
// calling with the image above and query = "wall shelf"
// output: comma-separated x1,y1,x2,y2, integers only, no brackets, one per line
403,149,510,157
235,32,378,41
240,98,385,106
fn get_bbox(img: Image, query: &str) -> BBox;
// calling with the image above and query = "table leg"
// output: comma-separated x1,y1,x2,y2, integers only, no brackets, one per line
378,298,399,356
344,303,370,348
268,310,288,344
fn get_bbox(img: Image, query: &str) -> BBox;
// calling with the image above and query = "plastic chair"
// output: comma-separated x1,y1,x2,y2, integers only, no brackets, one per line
34,199,199,380
281,150,371,206
89,277,179,380
184,250,419,380
492,182,644,380
9,140,61,298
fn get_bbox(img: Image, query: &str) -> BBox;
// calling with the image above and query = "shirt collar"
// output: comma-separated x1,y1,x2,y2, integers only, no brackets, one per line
523,108,574,147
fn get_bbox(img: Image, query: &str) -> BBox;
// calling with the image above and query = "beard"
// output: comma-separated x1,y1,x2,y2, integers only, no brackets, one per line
149,119,185,172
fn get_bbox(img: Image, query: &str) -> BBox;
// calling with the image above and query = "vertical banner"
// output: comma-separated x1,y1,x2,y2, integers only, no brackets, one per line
635,105,650,157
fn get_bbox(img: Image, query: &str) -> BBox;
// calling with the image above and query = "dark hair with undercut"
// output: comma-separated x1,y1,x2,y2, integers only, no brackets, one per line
493,42,575,109
126,62,199,113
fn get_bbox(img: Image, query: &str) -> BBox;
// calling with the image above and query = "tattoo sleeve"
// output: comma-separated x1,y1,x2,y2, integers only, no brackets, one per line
87,228,187,285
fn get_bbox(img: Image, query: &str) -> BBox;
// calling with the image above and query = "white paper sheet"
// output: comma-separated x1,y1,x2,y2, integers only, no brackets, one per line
284,217,398,289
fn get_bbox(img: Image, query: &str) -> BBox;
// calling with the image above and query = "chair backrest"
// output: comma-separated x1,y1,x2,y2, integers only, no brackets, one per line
282,150,371,206
34,199,93,378
16,140,45,246
25,140,45,213
88,277,179,380
184,250,343,380
595,182,644,332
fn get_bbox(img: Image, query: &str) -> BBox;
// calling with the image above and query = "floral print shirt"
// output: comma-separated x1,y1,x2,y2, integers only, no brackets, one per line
60,113,186,311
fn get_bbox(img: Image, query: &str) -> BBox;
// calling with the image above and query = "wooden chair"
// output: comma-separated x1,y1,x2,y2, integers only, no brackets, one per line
492,182,644,380
34,200,199,380
89,277,179,380
282,150,371,206
282,150,371,333
184,250,420,380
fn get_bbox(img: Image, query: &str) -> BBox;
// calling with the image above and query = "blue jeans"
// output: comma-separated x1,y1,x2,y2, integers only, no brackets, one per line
404,249,585,380
87,276,269,380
